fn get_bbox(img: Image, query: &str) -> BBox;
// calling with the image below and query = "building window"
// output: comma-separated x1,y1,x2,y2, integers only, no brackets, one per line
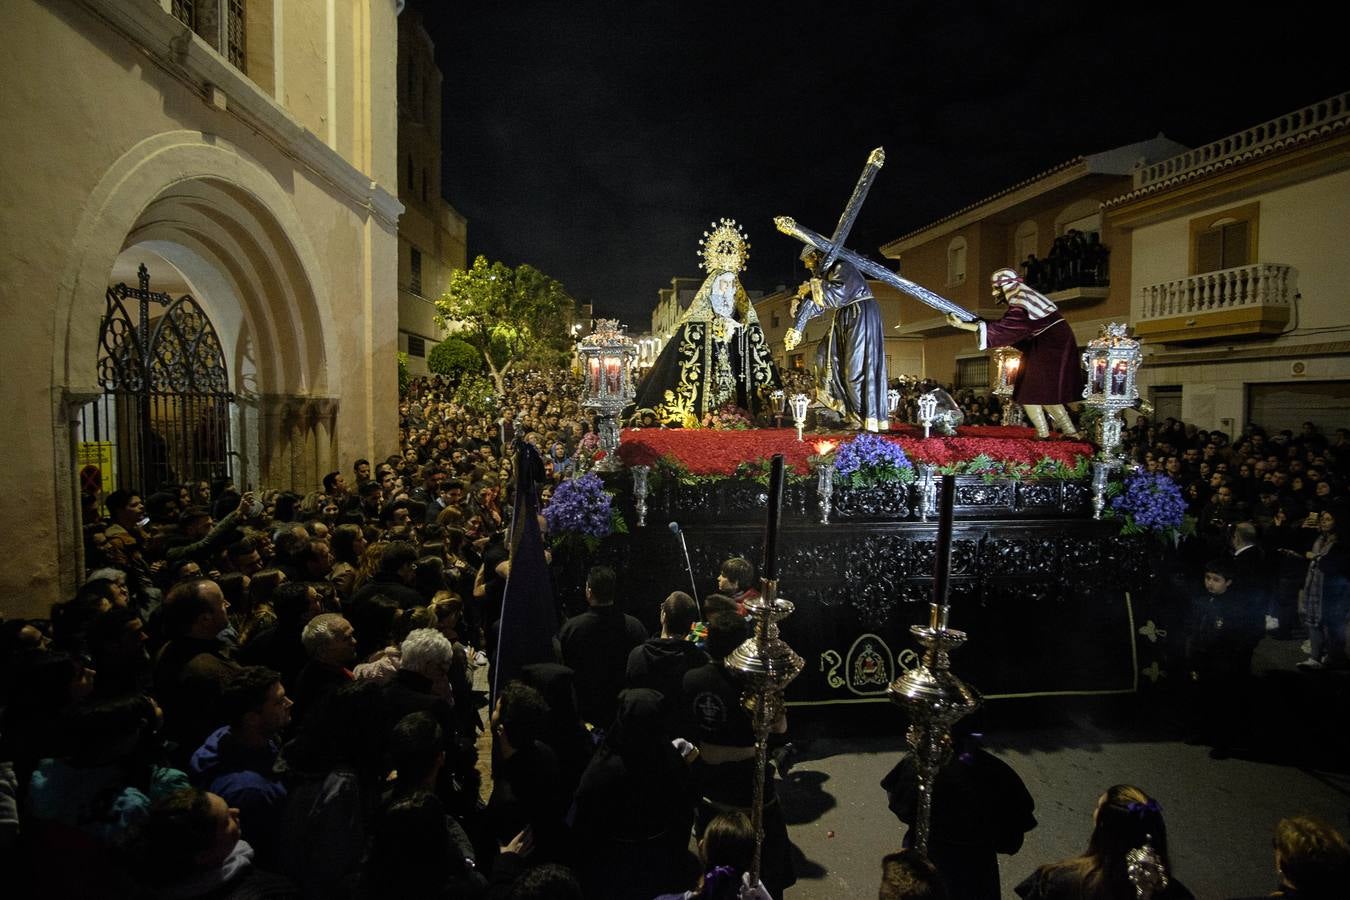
421,169,428,203
1190,203,1258,275
791,354,805,369
410,247,422,296
1197,220,1250,272
1015,220,1039,262
407,155,415,195
175,1,246,73
171,0,196,28
225,0,245,69
407,335,426,358
772,311,780,328
947,237,967,287
955,356,989,390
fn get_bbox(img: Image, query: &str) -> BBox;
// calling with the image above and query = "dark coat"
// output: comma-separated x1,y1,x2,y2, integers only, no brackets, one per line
572,689,696,899
153,636,242,760
350,575,424,612
881,744,1036,900
557,605,647,728
626,637,708,737
984,306,1083,406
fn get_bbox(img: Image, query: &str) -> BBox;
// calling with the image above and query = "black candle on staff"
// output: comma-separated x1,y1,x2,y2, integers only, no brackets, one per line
931,474,956,609
763,453,786,581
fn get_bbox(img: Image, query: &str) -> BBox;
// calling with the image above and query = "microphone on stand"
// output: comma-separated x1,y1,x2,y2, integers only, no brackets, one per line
669,521,701,617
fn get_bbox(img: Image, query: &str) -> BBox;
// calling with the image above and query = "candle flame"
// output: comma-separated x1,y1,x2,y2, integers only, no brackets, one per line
814,440,837,455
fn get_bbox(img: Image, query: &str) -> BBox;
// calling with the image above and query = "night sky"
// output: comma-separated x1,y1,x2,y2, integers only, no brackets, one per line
420,1,1344,327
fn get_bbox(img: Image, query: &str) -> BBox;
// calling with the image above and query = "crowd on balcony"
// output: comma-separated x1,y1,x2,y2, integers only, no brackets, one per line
1019,229,1110,294
2,364,1349,897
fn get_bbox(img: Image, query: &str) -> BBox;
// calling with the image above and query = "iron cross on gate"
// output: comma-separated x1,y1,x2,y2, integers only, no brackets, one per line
774,147,978,321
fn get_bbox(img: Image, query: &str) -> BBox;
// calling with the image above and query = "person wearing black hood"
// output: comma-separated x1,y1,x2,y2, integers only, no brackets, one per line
519,662,596,804
880,718,1036,899
626,591,708,731
572,688,697,899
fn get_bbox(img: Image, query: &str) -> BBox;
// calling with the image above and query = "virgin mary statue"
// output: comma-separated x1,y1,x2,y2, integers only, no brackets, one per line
633,219,778,426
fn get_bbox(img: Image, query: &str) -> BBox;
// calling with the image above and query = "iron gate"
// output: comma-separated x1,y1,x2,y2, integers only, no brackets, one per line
79,264,234,496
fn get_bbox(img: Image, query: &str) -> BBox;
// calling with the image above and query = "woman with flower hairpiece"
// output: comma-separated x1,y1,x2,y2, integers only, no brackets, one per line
1015,784,1192,900
654,810,772,900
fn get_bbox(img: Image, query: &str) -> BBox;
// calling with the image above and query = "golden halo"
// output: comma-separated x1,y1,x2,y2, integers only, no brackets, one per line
698,218,750,274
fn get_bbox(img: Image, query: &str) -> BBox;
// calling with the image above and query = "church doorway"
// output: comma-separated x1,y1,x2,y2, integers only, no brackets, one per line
78,262,235,501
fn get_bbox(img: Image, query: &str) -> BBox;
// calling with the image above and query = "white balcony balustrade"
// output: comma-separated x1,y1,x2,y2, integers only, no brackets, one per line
1133,93,1349,191
1136,264,1295,342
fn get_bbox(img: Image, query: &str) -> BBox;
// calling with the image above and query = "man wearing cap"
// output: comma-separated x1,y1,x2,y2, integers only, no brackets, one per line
947,268,1085,439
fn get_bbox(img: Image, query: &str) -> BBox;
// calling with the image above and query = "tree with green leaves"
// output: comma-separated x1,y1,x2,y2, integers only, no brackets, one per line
426,336,482,377
434,256,576,395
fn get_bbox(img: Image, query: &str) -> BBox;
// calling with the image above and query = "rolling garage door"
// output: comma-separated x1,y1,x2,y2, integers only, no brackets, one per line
1246,380,1350,434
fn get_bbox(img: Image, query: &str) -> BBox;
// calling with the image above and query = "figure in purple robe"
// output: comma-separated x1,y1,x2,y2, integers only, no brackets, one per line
947,269,1084,439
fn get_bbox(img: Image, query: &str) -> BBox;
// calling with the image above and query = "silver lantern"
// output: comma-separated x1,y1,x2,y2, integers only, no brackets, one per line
1081,322,1141,462
579,319,638,472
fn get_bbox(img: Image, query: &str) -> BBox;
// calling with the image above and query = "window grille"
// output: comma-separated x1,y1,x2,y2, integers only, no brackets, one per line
226,0,246,70
956,357,989,390
171,0,196,28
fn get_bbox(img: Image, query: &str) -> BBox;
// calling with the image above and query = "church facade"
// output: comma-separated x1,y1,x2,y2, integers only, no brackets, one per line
0,0,403,616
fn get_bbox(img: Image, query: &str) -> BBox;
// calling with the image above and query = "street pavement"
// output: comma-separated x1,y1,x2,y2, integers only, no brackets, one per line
471,634,1348,897
778,635,1350,899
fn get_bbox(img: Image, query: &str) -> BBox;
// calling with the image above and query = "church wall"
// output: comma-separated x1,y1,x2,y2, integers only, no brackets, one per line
920,333,975,387
279,0,330,145
0,0,400,618
890,231,950,306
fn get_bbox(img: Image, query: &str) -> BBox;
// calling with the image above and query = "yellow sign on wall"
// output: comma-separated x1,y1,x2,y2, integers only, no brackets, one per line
77,441,116,501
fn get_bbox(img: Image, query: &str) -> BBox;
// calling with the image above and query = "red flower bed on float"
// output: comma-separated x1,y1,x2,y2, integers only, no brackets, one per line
617,425,1092,476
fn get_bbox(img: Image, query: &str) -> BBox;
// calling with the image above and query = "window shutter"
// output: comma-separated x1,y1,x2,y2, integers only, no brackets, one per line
1221,221,1249,269
1196,229,1223,273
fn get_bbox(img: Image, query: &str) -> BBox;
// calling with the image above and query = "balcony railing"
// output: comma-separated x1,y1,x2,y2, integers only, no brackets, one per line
1139,263,1295,321
1134,92,1349,190
1136,264,1295,342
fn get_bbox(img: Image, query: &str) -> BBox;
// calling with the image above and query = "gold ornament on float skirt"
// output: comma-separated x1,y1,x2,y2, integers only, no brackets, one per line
699,218,750,274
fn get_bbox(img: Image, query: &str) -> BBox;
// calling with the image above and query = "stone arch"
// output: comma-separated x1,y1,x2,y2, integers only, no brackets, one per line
55,130,338,400
52,131,345,572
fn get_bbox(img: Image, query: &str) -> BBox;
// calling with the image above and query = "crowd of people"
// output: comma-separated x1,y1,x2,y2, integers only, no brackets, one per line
1124,417,1349,671
2,364,1348,898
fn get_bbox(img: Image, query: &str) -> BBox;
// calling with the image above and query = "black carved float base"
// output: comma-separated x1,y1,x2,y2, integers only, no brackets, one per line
584,479,1153,707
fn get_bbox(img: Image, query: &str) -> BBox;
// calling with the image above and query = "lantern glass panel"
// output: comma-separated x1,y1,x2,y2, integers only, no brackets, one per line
1109,357,1129,397
1090,355,1107,395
